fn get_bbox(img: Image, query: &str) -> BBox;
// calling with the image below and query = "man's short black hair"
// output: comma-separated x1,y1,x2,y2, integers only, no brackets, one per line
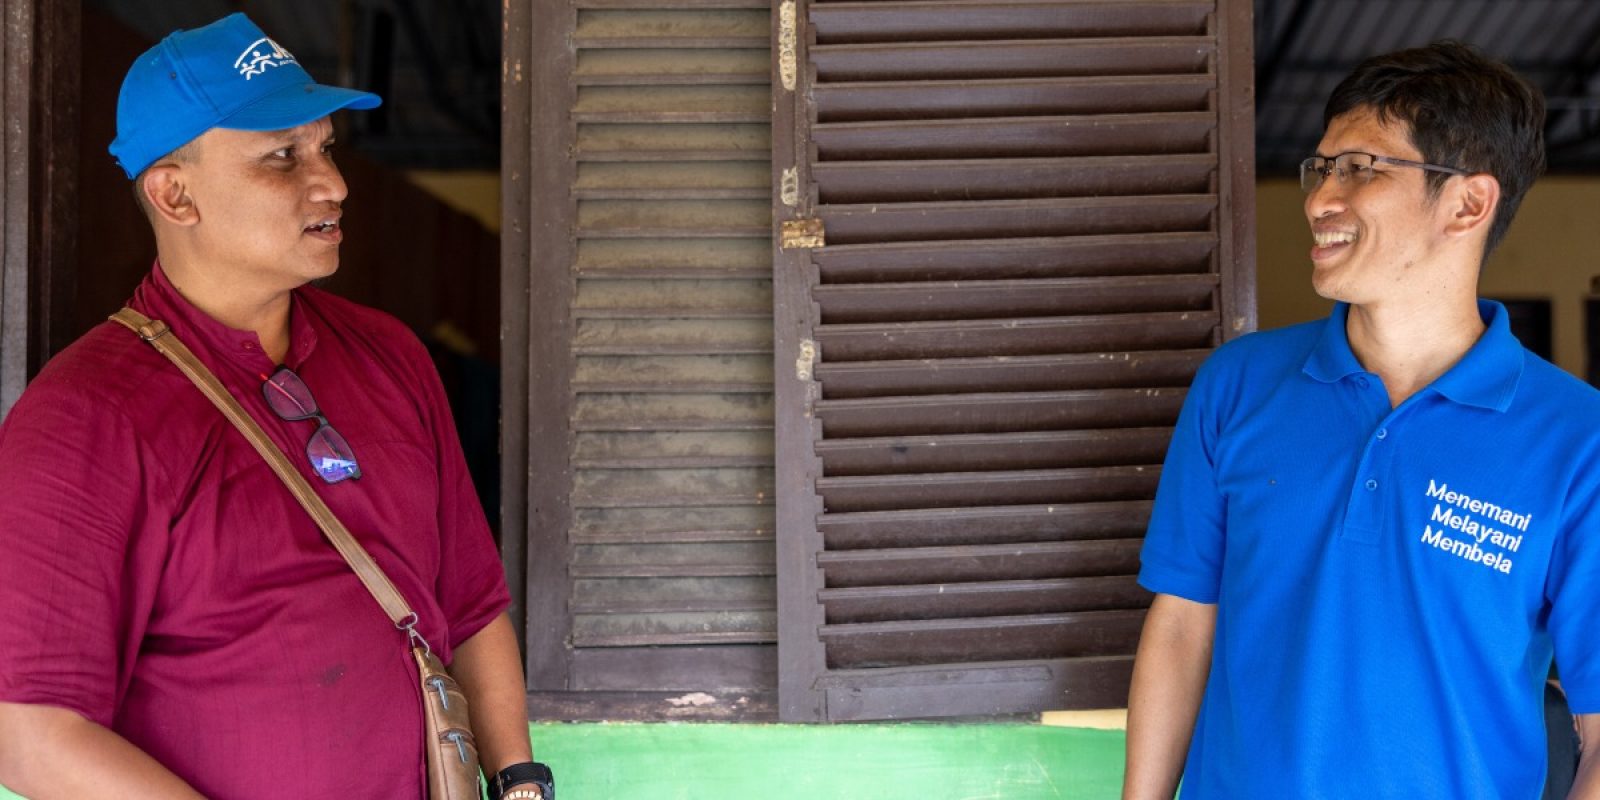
1324,40,1546,257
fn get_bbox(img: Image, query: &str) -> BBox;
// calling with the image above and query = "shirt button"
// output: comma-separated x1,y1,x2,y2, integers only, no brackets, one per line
1355,377,1370,389
1365,479,1378,491
1376,428,1388,440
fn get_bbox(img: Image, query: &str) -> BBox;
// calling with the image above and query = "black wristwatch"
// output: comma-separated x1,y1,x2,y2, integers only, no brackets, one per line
490,761,554,800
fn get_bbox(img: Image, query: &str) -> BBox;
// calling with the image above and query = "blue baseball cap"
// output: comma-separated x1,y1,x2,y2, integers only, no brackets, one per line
110,13,381,179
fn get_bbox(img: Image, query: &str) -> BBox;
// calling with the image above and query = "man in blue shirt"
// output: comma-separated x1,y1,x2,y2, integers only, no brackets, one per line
1123,42,1600,798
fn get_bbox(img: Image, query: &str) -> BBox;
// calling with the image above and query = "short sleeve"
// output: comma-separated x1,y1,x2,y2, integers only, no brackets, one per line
1546,464,1600,714
1138,351,1230,604
0,373,164,725
405,335,510,655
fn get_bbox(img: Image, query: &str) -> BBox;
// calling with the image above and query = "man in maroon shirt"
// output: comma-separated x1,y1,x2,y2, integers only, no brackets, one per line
0,14,551,800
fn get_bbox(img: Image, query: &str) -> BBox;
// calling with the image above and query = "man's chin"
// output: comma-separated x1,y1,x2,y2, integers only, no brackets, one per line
1309,269,1343,302
303,257,341,285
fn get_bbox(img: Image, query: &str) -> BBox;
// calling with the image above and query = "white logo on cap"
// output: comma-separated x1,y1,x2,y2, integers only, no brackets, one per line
233,37,297,80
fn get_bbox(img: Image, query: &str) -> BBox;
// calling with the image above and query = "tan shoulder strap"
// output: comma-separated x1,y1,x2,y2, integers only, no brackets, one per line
110,307,425,640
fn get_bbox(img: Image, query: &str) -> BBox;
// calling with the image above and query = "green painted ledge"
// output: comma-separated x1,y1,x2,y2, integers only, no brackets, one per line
1,722,1126,799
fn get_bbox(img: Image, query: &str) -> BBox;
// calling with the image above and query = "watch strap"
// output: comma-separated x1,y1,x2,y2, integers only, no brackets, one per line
492,761,554,799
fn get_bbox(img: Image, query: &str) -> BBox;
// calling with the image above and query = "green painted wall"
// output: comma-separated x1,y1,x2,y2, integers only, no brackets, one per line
0,723,1126,799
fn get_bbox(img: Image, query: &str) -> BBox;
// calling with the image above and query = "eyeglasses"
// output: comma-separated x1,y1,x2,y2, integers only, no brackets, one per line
260,366,362,483
1299,151,1468,193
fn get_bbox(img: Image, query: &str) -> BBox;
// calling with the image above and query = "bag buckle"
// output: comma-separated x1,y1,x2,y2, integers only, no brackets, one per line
137,320,171,342
396,611,432,657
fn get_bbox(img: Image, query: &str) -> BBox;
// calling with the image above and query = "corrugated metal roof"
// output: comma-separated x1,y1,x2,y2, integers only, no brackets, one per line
1257,0,1600,173
91,0,1600,173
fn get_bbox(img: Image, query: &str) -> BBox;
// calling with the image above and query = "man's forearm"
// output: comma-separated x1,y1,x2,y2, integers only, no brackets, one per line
1568,714,1600,800
451,613,536,781
1123,594,1216,800
0,702,204,800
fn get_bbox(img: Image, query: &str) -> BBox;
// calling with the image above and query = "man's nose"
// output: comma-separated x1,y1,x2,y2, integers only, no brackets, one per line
306,155,348,205
1304,172,1347,219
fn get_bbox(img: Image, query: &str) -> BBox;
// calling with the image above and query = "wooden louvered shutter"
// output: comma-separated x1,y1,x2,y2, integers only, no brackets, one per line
771,0,1255,721
513,0,779,718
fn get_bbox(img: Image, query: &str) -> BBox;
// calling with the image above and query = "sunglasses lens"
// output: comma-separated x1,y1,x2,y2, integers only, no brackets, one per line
306,424,361,483
263,370,318,421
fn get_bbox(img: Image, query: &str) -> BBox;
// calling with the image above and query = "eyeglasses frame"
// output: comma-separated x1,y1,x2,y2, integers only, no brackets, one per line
1300,151,1469,194
260,366,363,484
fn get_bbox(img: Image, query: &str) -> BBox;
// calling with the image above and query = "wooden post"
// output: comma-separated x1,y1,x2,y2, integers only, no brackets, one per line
0,0,80,418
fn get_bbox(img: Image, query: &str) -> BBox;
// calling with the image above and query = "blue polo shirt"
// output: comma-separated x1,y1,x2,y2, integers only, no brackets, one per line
1140,301,1600,799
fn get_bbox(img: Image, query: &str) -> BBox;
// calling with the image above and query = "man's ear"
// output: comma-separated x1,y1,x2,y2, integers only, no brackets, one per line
142,164,198,226
1443,173,1499,240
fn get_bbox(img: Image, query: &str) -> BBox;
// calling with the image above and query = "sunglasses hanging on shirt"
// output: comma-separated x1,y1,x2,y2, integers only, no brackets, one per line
260,366,362,483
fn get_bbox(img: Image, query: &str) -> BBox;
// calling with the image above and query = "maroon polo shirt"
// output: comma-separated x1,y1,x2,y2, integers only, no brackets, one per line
0,264,509,799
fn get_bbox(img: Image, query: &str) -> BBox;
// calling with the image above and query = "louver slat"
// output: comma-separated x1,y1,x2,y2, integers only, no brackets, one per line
813,155,1214,203
819,196,1216,244
820,575,1152,623
816,428,1175,474
811,38,1214,81
773,0,1254,721
813,114,1216,160
817,467,1160,512
813,77,1212,123
820,501,1155,549
814,233,1217,282
816,350,1207,398
816,388,1187,437
808,2,1211,41
820,609,1147,668
813,275,1217,322
816,312,1218,360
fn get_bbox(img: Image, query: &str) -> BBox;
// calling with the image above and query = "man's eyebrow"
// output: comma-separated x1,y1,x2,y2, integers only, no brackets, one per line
267,125,334,144
255,129,300,147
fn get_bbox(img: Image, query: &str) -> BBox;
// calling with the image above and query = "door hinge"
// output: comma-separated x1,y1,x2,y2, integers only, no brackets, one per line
780,218,825,249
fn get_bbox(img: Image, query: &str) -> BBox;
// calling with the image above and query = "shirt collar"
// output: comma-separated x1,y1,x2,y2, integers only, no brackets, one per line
1431,300,1524,411
129,260,319,371
1302,302,1365,384
1302,300,1525,412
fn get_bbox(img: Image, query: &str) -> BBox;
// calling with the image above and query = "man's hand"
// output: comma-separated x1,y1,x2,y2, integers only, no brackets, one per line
1122,593,1216,800
450,613,537,783
0,702,205,799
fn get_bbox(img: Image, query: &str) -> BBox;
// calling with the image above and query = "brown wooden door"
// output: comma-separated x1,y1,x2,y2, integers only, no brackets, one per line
771,0,1256,722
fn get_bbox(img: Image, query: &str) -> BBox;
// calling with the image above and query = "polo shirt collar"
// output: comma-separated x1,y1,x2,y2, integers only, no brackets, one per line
1303,302,1365,384
131,260,319,370
1301,300,1524,412
1430,300,1524,411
